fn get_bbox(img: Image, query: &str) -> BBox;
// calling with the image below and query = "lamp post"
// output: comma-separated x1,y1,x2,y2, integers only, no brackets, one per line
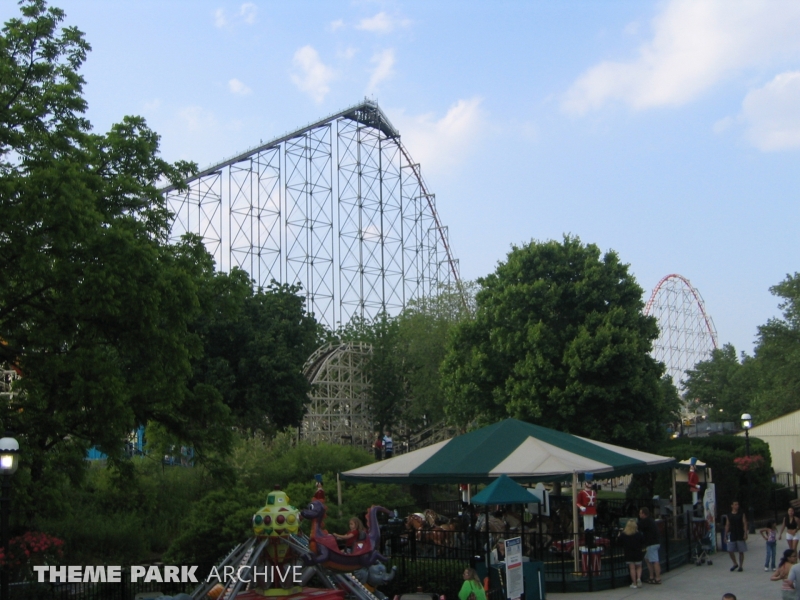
741,414,755,533
0,433,20,600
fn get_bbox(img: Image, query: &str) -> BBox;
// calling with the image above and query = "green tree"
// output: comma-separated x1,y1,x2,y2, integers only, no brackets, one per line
338,314,406,431
683,344,756,421
441,236,674,449
684,273,800,425
750,274,800,422
396,282,477,429
0,0,210,476
189,263,323,433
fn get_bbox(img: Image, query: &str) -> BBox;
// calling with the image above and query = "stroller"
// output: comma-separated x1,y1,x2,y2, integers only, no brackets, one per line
692,520,713,566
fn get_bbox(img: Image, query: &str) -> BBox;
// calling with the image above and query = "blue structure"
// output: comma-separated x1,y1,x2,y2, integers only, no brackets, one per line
86,426,145,460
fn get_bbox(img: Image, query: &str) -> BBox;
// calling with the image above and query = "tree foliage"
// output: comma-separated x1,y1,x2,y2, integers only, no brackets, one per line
335,283,476,432
683,344,756,422
683,273,800,425
396,283,477,429
633,435,773,518
0,2,322,524
0,1,204,489
441,236,677,449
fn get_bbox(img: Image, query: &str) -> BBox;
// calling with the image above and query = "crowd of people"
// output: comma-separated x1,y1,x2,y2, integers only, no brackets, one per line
614,499,800,599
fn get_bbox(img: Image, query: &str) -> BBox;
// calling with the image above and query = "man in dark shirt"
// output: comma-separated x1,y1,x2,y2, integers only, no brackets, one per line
725,500,748,572
638,507,662,584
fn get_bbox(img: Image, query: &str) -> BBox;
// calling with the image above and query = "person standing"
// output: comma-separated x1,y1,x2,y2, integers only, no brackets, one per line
383,430,393,459
638,507,661,584
780,507,800,551
372,432,383,460
761,519,778,571
725,500,748,572
618,519,645,588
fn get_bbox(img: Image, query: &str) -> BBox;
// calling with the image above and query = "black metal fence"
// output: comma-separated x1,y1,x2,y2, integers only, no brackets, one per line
7,563,223,600
9,577,191,600
8,496,710,599
378,495,705,594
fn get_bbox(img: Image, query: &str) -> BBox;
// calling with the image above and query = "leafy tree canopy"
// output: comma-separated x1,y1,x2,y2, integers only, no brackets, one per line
684,272,800,425
334,283,476,433
0,0,204,487
441,235,677,449
682,344,756,422
0,1,321,518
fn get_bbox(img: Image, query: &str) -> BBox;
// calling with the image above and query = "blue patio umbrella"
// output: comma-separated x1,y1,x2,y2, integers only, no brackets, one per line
472,474,541,573
472,474,541,506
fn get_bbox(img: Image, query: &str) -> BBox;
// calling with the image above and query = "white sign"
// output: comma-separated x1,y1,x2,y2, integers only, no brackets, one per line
504,537,524,600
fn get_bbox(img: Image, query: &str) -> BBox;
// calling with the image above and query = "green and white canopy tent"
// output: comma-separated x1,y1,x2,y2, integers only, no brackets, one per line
340,418,676,485
341,418,676,571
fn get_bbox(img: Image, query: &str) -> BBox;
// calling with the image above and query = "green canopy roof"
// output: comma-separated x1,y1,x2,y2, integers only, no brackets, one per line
340,418,675,484
471,474,541,506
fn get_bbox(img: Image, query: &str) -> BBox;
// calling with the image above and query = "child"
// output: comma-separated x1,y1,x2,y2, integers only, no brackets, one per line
334,517,366,553
761,519,778,571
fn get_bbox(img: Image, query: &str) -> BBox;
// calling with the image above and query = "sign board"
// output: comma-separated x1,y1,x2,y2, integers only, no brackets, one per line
504,537,523,600
527,484,549,517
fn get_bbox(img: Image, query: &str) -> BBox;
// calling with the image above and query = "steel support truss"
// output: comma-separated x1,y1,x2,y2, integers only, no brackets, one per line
644,273,719,392
162,100,461,330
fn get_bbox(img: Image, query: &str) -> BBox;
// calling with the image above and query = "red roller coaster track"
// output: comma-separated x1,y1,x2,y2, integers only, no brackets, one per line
644,273,718,388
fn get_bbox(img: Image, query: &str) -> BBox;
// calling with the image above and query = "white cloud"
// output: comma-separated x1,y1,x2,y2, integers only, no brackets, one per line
228,78,252,95
143,99,161,112
213,8,227,28
239,3,257,24
366,49,395,93
356,12,409,34
291,46,335,103
562,0,800,115
741,71,800,151
712,115,734,134
623,21,640,36
178,106,218,133
393,98,484,175
214,4,257,28
329,19,344,32
339,47,357,61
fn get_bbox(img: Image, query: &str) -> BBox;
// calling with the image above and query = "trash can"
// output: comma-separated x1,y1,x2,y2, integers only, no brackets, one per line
522,561,546,600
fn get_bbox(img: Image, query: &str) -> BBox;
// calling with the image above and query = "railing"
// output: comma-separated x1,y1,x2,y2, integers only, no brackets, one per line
8,564,219,600
10,577,192,600
377,507,698,595
9,500,706,599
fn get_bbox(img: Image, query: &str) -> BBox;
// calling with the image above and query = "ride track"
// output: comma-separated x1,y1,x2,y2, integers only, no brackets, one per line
644,273,719,392
160,100,465,332
160,103,721,446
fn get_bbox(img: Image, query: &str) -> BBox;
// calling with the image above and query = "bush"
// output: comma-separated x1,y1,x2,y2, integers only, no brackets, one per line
629,435,774,518
163,487,261,566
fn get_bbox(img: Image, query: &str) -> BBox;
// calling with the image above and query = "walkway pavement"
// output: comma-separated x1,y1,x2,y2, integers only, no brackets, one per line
556,531,783,600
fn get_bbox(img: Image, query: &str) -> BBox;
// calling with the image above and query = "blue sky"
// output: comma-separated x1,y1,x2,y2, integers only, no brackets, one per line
4,0,800,358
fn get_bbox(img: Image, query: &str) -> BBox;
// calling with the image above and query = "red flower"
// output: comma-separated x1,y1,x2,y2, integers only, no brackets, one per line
734,455,764,472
